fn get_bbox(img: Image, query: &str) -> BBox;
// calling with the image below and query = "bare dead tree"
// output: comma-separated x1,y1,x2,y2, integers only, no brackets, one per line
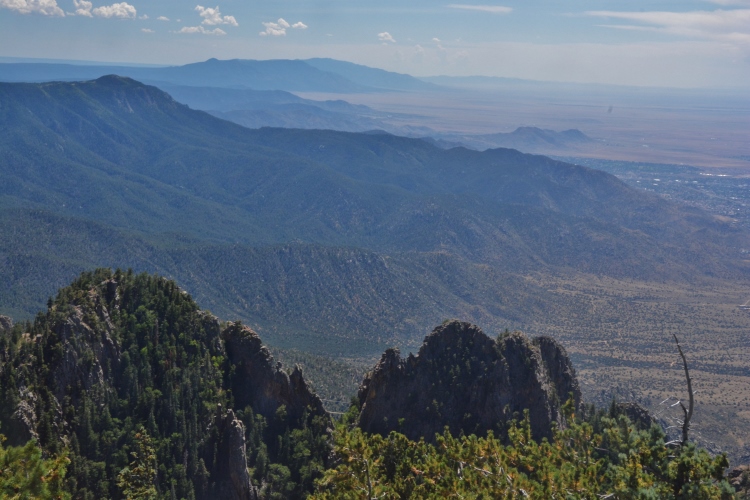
673,334,694,445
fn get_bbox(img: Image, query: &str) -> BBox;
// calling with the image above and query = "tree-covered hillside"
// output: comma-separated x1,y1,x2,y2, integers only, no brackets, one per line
0,270,745,499
2,76,749,349
0,269,330,499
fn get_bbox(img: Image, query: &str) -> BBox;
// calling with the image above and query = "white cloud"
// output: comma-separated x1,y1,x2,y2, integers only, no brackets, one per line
260,19,287,36
73,0,91,16
141,28,153,33
432,37,441,43
157,15,168,21
260,17,307,36
73,0,138,19
378,31,396,43
138,13,147,19
585,9,750,45
0,0,64,16
447,4,512,14
175,25,226,35
195,5,237,26
92,2,136,19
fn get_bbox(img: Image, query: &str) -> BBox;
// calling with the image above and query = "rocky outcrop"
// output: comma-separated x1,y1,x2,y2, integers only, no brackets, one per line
223,322,329,425
50,297,121,404
4,388,39,446
616,402,658,430
3,292,120,445
728,464,750,495
357,320,582,442
0,315,12,332
202,408,259,500
536,336,581,410
0,270,333,499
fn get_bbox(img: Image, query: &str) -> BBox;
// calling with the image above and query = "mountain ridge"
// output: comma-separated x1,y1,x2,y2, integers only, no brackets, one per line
0,58,434,93
2,75,749,352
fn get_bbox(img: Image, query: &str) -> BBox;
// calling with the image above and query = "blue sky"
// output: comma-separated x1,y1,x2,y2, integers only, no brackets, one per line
1,0,749,87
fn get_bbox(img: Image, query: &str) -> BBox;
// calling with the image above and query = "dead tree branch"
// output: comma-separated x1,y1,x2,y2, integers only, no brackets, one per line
673,334,694,445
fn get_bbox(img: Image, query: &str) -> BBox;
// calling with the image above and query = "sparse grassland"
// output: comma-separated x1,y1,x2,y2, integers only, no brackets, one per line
274,273,750,464
496,274,750,464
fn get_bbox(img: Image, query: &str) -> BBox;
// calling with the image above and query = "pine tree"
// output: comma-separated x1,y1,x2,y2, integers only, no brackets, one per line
117,427,157,500
0,435,70,500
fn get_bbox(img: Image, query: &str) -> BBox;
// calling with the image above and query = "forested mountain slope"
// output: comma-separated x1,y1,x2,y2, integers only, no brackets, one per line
2,75,749,352
1,76,745,272
0,272,739,499
0,269,331,499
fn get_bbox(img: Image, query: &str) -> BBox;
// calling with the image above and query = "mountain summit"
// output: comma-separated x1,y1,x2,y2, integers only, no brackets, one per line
357,320,581,441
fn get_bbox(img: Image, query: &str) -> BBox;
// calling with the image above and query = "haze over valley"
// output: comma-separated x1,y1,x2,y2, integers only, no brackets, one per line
3,57,748,169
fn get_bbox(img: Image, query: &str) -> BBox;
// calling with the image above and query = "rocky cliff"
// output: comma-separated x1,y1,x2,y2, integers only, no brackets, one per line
0,315,12,332
0,269,328,499
357,320,582,441
224,322,329,425
202,408,259,500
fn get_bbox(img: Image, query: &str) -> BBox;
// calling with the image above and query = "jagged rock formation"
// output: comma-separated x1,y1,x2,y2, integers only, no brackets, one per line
50,290,121,404
357,320,582,442
0,269,330,499
203,408,259,500
223,322,329,424
0,315,12,332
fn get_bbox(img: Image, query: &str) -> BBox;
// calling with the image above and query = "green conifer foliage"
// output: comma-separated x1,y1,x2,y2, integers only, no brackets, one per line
117,427,157,500
0,269,332,499
314,401,734,499
0,435,70,500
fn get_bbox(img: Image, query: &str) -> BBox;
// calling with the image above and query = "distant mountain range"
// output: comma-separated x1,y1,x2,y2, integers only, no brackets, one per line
440,127,596,153
1,76,747,354
304,58,439,91
0,57,608,155
0,57,433,93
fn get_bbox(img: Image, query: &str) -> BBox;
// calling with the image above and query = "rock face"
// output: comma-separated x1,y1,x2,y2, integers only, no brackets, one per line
357,320,582,442
223,322,329,424
50,298,121,404
0,315,12,332
616,402,658,430
728,464,750,494
203,408,259,500
0,272,330,500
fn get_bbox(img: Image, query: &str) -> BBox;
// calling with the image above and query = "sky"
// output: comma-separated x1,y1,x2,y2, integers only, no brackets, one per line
1,0,749,88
